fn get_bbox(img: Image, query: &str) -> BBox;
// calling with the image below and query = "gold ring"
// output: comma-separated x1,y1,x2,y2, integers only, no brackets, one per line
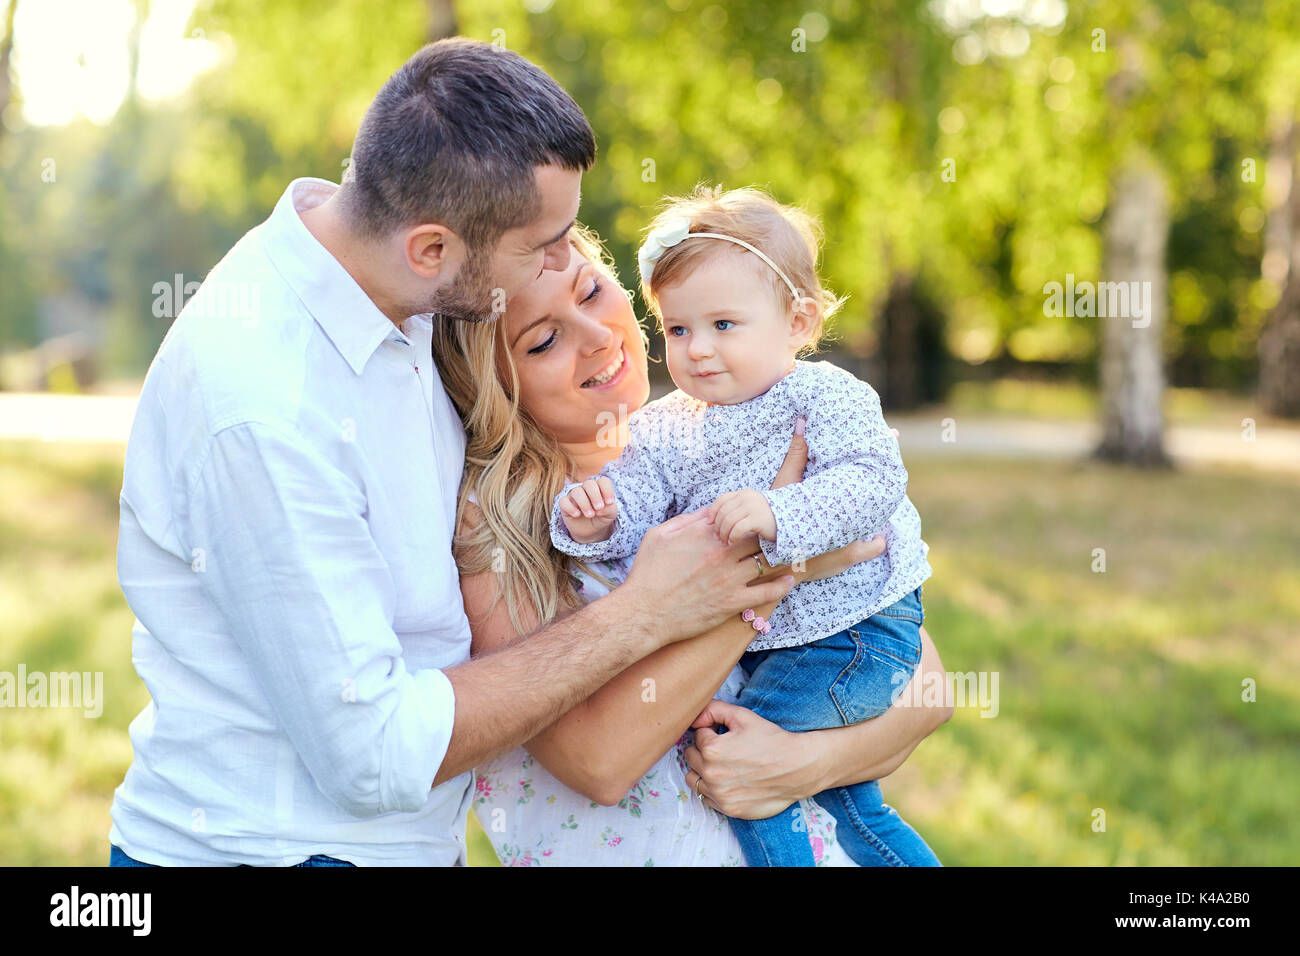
695,776,705,797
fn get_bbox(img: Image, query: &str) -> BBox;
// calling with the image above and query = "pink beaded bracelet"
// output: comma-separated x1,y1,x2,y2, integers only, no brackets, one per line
740,608,772,635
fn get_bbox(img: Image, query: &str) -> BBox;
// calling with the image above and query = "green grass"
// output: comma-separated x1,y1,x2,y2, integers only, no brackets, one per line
0,441,141,866
2,439,1296,865
898,456,1299,865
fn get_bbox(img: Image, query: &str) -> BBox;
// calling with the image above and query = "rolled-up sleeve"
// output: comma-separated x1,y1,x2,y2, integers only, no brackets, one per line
179,419,454,818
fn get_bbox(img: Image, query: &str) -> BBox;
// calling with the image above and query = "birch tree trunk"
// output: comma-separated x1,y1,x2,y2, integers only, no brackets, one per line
1259,114,1300,418
427,0,457,42
1095,163,1171,466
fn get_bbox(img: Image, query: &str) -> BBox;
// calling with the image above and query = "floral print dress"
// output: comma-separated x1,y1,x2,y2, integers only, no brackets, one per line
472,556,856,867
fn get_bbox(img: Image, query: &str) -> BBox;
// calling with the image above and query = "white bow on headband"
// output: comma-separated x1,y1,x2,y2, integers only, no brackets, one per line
637,216,806,308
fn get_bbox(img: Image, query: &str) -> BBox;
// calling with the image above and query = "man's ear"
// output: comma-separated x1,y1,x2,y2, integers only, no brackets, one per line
403,223,461,279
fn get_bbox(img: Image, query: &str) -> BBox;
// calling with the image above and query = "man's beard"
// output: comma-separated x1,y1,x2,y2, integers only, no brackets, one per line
420,246,499,323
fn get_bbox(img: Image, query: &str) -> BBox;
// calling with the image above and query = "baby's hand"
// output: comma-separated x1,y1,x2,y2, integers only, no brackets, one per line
706,489,777,545
558,477,619,544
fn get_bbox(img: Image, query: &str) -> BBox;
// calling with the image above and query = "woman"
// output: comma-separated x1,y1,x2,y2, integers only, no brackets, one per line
430,226,951,866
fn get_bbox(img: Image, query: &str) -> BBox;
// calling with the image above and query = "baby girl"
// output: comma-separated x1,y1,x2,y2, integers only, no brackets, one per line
549,185,939,867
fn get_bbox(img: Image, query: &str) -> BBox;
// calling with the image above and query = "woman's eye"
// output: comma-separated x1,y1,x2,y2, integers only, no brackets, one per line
715,319,733,331
527,331,556,355
581,278,601,304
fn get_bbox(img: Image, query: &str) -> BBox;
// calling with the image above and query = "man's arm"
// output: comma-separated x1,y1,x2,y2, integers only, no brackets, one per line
457,426,888,802
183,420,455,818
435,511,797,785
185,420,793,804
457,537,885,802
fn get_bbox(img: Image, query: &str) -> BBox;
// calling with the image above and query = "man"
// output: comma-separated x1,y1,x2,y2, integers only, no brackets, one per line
108,38,794,866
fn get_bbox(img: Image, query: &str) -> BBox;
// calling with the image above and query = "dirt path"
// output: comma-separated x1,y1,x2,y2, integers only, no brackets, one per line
889,413,1300,473
3,392,1297,474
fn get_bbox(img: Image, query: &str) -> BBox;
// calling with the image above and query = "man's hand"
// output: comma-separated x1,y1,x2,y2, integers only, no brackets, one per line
752,534,886,585
557,477,618,543
612,416,896,653
682,700,814,819
618,511,795,647
681,626,949,816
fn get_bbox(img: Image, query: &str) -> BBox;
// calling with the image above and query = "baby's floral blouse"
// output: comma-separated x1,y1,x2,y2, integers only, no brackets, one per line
549,359,932,653
472,556,855,867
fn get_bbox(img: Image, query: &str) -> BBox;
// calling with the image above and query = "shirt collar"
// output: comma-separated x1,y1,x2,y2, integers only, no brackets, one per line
262,177,411,375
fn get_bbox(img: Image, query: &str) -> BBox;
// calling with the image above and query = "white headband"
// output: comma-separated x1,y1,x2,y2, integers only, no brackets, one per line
638,216,804,307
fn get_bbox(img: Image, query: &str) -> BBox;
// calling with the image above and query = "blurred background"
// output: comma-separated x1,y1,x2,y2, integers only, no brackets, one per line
1,0,1297,866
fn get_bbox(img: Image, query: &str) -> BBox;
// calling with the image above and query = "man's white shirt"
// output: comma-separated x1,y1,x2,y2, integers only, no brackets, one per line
109,178,474,866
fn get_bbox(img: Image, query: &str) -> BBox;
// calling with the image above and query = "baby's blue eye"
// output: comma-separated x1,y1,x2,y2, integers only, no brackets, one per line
667,326,687,337
715,320,734,331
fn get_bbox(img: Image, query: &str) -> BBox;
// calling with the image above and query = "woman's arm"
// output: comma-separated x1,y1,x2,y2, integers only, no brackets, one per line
464,562,770,806
461,529,884,806
462,425,880,806
682,626,953,819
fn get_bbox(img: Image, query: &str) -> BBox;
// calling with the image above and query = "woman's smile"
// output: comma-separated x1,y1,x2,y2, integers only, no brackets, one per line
580,344,628,389
499,238,651,451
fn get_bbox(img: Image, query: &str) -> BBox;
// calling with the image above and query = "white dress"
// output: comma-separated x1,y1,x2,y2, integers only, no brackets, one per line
472,555,856,866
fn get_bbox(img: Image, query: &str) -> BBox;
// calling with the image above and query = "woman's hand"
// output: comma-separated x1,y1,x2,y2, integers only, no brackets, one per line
769,416,899,489
770,417,812,490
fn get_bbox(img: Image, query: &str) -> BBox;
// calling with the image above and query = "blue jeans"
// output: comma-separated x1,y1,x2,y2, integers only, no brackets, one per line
729,587,941,867
109,845,356,867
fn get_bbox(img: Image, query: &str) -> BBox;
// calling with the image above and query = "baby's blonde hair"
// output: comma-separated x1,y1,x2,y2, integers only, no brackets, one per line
639,184,846,356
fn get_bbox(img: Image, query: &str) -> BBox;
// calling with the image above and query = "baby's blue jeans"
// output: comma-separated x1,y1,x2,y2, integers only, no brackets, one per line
730,586,941,867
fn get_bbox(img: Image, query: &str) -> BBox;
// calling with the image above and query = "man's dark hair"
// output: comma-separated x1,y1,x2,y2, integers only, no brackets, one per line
338,38,596,250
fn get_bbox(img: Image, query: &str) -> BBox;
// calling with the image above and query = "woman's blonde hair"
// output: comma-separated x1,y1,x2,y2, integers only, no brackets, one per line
429,223,624,635
640,184,846,356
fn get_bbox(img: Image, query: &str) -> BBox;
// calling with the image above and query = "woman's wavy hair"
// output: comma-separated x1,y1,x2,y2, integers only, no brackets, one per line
430,223,636,634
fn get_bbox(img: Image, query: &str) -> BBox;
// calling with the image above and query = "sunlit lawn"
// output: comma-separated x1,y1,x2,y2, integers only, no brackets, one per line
2,438,1296,866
